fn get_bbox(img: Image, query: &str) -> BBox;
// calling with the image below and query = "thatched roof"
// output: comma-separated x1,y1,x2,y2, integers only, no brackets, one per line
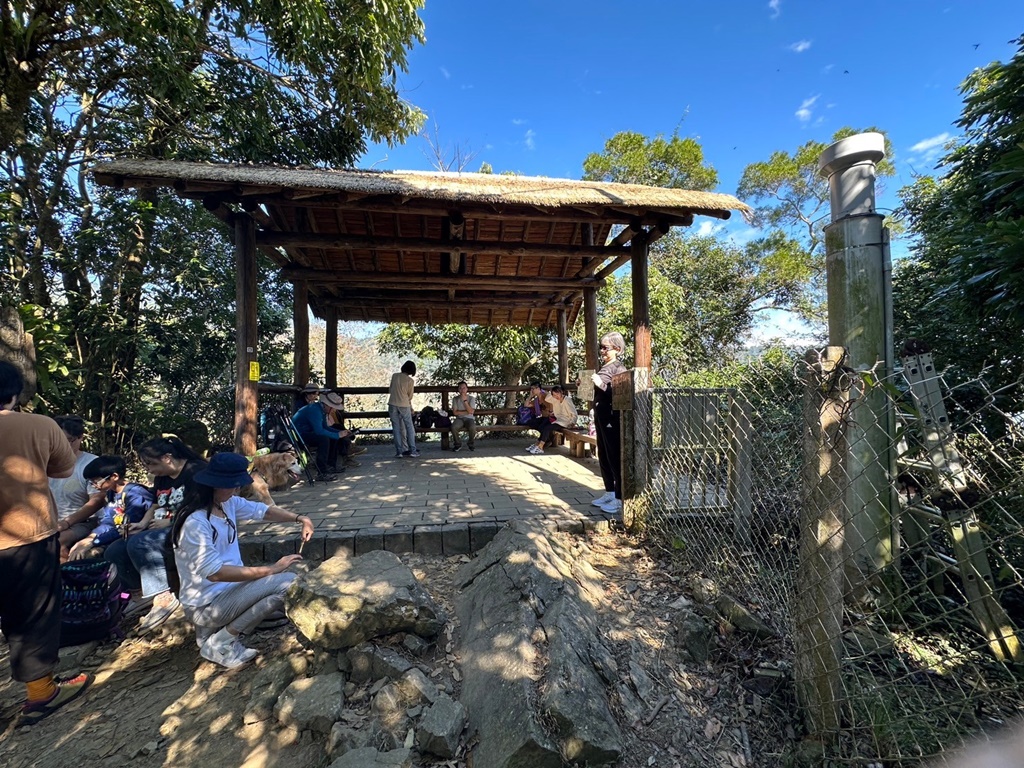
92,159,750,328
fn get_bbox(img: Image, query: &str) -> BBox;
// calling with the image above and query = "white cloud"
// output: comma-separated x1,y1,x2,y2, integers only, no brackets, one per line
768,0,781,18
795,94,820,123
440,66,450,80
788,40,812,53
511,118,527,125
460,84,474,90
524,129,536,150
822,64,834,74
909,132,952,166
910,132,950,153
695,220,724,237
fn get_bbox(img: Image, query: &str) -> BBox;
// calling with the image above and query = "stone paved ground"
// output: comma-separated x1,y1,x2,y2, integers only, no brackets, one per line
240,436,619,562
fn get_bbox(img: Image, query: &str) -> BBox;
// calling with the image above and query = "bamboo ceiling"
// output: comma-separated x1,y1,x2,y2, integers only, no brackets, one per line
92,160,749,328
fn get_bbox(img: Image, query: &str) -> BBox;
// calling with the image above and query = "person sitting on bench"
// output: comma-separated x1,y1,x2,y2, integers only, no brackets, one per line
292,385,356,481
527,385,578,455
450,381,477,451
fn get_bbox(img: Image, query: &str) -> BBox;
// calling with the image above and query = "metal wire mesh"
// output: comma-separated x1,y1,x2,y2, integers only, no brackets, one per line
630,347,1024,764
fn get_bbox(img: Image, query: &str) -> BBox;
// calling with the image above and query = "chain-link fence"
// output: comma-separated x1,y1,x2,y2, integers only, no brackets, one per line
629,347,1024,764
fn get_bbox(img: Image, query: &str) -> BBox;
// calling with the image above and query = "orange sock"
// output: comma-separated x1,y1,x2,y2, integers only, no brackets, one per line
26,676,57,703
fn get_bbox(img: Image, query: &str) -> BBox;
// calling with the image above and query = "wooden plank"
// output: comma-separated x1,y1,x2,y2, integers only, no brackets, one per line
257,230,629,260
631,230,652,369
325,306,338,388
280,267,601,291
727,394,753,546
557,309,568,384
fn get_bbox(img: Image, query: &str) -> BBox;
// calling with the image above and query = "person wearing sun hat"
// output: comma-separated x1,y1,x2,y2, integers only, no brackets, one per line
291,384,358,480
319,391,366,459
170,452,314,669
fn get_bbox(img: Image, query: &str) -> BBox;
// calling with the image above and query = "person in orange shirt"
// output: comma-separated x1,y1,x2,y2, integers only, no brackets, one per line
0,361,92,725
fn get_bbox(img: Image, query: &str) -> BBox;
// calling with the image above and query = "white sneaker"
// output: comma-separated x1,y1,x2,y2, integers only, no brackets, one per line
526,445,540,455
592,491,614,507
599,497,622,514
200,633,258,669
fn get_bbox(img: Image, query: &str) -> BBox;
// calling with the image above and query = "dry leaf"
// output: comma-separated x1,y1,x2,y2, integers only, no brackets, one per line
705,718,723,740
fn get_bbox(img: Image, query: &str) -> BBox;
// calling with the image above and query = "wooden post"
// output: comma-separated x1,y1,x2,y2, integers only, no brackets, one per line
623,229,653,527
293,281,309,385
727,393,753,546
233,213,259,455
325,306,338,388
440,389,451,450
557,308,568,384
794,346,848,742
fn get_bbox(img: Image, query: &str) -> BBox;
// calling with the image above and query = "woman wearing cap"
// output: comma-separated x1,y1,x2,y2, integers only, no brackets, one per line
171,452,314,669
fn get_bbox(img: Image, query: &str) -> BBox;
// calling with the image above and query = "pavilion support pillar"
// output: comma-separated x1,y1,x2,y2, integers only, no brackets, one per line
582,224,599,373
233,213,258,456
557,308,568,384
325,306,338,388
293,281,309,385
622,229,652,528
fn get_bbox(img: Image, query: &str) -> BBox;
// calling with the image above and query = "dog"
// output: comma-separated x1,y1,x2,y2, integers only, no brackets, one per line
238,448,304,506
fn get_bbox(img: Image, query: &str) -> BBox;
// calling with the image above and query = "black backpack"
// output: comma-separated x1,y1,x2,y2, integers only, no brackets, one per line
419,405,436,429
59,558,129,647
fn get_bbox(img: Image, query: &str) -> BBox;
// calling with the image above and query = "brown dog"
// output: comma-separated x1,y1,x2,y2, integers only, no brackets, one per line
238,450,303,506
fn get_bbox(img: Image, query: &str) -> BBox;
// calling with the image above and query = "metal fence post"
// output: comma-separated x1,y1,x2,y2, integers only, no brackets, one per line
795,346,849,741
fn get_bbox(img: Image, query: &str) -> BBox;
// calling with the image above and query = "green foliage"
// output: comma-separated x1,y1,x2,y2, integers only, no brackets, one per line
582,129,718,190
737,126,896,322
903,36,1024,336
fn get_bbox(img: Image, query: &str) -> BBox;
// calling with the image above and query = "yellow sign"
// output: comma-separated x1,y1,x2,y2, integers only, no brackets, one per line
249,361,260,381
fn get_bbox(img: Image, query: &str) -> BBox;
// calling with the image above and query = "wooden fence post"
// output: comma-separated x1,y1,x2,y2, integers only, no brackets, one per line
794,346,848,741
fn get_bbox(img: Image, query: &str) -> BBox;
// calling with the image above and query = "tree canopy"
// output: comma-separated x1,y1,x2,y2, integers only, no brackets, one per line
582,130,718,191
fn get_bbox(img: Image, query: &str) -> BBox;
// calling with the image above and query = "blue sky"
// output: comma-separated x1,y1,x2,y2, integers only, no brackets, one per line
364,0,1021,214
357,1,1022,341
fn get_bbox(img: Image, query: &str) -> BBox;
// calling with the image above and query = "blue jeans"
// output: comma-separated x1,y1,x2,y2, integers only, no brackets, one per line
389,405,416,454
105,529,171,597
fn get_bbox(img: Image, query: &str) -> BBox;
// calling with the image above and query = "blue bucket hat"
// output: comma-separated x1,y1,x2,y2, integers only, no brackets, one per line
193,453,252,488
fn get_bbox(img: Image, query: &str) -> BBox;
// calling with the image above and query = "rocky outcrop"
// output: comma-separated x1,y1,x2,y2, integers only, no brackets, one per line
455,521,622,768
274,672,346,735
286,550,447,650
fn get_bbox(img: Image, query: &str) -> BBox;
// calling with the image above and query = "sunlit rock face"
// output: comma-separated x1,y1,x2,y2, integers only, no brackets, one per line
286,550,446,650
455,521,623,768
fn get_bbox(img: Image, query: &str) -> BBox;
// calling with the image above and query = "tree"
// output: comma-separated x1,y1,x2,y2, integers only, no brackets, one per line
582,130,718,190
906,35,1024,334
2,0,427,449
737,127,895,321
570,230,811,383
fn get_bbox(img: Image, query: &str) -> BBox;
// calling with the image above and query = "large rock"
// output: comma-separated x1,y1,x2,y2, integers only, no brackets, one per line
286,550,447,650
416,693,466,759
347,643,413,684
244,656,309,724
274,672,345,735
455,522,622,768
329,747,412,768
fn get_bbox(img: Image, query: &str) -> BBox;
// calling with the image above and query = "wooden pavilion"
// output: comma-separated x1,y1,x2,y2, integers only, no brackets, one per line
91,160,748,454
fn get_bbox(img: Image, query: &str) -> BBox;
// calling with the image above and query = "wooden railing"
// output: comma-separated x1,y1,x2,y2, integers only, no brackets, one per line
257,382,581,427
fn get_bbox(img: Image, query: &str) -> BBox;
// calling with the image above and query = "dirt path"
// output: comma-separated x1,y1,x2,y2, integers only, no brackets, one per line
0,531,796,767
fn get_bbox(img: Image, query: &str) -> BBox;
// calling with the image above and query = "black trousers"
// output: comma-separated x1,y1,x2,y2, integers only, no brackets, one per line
0,534,61,682
537,420,567,445
301,433,350,473
595,409,622,498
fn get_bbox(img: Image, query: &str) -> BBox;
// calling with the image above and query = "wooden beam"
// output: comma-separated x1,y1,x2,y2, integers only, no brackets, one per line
256,230,628,261
631,230,651,370
317,296,567,311
280,267,602,292
233,213,259,456
293,281,309,385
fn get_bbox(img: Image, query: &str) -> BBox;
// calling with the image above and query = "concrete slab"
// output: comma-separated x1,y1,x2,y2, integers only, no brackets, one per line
240,438,616,559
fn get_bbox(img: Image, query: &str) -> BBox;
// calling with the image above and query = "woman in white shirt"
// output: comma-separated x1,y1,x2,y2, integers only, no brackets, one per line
171,452,314,669
527,385,578,455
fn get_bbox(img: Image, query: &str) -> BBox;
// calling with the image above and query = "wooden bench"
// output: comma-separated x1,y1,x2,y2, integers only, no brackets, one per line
559,429,597,458
354,423,531,450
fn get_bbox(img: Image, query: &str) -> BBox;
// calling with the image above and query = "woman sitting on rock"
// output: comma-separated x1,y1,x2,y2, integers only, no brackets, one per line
171,452,314,669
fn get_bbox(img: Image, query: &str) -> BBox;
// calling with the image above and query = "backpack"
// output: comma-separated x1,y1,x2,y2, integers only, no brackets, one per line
59,558,129,647
419,405,437,429
516,404,534,425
